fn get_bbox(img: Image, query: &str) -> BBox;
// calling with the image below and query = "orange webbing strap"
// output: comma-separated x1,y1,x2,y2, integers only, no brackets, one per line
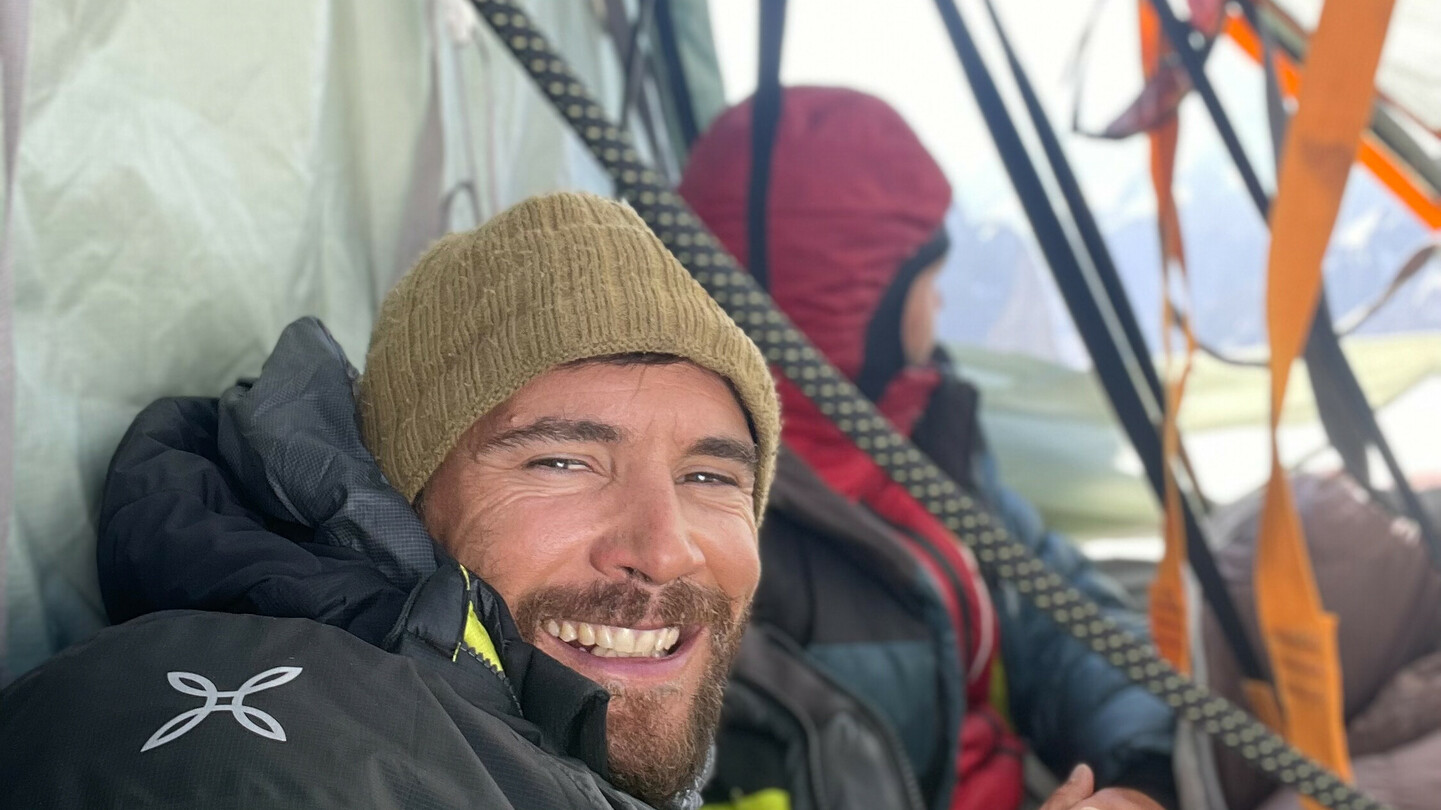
1225,12,1441,230
1139,0,1192,677
1260,0,1396,804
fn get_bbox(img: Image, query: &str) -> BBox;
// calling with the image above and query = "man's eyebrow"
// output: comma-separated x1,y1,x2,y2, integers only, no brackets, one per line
473,417,623,456
688,436,760,474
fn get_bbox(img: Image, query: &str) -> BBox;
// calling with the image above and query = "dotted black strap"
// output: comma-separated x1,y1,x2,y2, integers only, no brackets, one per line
468,3,1386,808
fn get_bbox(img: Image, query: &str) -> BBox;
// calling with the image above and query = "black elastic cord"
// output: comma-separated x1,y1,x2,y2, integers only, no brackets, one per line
1144,0,1269,216
653,0,700,150
618,0,656,132
746,0,787,291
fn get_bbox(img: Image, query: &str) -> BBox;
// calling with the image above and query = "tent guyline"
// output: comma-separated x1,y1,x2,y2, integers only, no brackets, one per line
468,1,1390,808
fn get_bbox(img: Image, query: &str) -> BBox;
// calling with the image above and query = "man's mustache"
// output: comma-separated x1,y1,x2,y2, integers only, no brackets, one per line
512,579,735,637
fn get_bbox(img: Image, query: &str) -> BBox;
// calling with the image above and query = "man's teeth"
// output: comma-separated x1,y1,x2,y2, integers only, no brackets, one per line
543,619,681,658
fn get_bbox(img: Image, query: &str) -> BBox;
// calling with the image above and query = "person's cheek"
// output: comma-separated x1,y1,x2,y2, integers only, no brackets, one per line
696,507,761,603
476,488,602,601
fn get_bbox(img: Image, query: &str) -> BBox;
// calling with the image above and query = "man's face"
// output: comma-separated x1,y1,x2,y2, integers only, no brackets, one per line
421,359,761,805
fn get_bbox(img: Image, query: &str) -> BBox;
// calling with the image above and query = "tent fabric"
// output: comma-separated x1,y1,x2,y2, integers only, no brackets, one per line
0,0,32,686
1272,0,1441,134
654,0,729,144
1,0,664,683
953,334,1441,541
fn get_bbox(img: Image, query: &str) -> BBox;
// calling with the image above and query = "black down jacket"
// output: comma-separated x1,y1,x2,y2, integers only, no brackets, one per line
0,318,675,809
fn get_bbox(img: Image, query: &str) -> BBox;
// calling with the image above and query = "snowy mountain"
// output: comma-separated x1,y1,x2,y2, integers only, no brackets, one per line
936,152,1440,366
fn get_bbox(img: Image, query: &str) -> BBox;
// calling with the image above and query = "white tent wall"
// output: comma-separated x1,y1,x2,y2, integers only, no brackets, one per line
1,0,674,683
0,0,30,692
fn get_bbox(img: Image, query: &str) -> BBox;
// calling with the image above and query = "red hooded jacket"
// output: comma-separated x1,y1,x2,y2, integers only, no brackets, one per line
681,86,1024,810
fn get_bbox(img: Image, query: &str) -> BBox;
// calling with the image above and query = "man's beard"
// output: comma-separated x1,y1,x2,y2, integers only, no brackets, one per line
513,580,748,807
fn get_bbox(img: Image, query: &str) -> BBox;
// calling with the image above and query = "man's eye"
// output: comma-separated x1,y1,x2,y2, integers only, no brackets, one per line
684,471,739,487
529,458,588,472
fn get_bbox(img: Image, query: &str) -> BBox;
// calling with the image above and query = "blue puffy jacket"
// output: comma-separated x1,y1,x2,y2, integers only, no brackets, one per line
976,450,1176,805
732,362,1178,810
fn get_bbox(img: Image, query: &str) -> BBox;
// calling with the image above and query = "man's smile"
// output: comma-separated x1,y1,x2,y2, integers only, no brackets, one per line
533,619,706,685
541,620,683,658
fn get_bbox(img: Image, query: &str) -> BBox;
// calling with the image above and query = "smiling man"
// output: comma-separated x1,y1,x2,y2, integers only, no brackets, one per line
417,359,763,803
356,191,778,805
0,192,779,809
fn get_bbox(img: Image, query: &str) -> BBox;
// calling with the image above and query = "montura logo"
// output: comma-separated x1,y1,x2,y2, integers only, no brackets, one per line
141,666,303,752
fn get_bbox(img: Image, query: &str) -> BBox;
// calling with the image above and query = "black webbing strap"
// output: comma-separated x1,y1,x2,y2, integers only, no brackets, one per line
467,2,1387,807
977,0,1264,681
1148,0,1441,569
602,0,677,186
616,0,656,133
1308,301,1374,489
1145,0,1269,216
1306,301,1441,569
746,0,787,291
653,0,700,151
987,0,1164,404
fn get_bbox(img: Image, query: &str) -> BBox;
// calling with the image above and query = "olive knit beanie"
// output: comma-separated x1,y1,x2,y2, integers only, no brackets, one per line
358,191,780,520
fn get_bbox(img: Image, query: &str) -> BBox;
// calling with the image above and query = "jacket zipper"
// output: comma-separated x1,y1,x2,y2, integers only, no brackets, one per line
460,571,524,715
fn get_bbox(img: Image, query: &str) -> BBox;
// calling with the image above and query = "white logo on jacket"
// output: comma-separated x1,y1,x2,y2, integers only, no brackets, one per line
141,666,303,752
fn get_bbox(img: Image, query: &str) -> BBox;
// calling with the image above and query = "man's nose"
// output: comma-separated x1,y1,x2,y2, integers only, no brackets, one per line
590,477,705,585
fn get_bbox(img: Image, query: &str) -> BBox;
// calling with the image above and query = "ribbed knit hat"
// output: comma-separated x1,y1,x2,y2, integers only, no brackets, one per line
359,191,779,520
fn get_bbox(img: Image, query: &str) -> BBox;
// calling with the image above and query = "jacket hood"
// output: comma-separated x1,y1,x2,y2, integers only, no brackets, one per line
96,319,622,782
679,86,952,403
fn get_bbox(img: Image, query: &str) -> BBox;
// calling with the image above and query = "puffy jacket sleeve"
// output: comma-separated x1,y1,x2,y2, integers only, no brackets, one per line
98,319,437,646
974,452,1177,807
96,396,408,646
